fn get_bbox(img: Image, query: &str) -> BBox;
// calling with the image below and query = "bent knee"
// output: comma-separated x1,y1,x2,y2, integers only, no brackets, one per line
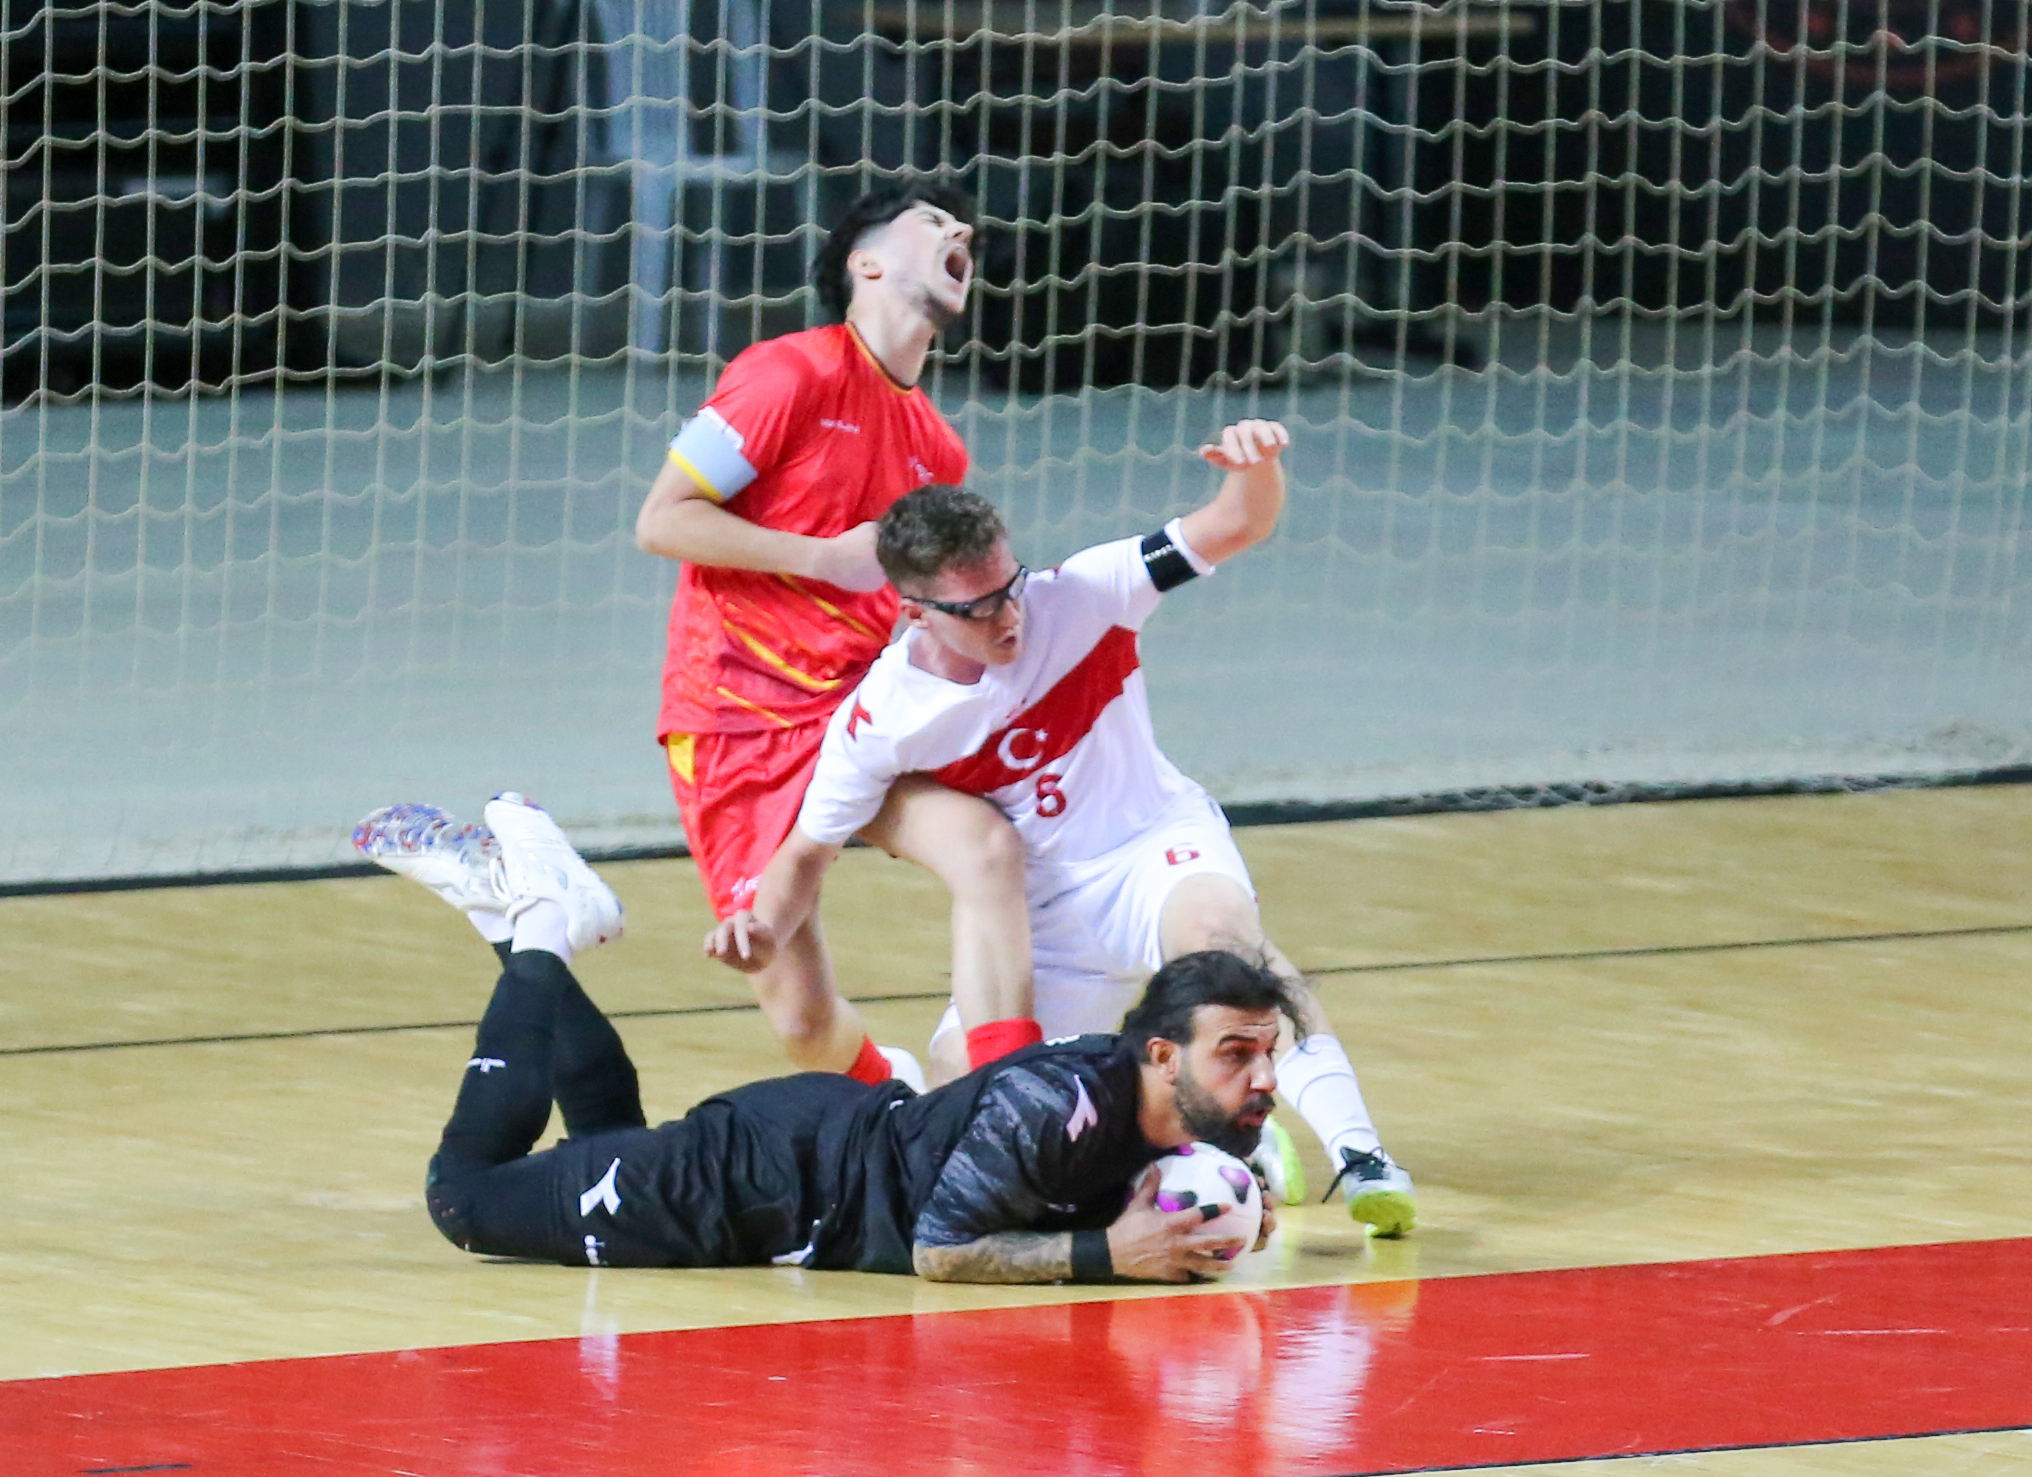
944,809,1026,894
757,993,839,1057
753,988,849,1069
884,787,1026,894
1160,876,1266,959
1170,919,1267,959
425,1160,478,1251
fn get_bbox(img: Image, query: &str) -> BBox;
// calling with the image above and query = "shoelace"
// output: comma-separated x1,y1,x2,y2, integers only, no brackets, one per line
1321,1148,1390,1204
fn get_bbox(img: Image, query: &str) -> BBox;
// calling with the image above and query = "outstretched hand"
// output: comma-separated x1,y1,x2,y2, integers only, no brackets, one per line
1197,419,1290,472
703,909,778,973
1106,1165,1249,1283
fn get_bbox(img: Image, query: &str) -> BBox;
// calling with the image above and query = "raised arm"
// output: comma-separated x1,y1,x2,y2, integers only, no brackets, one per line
1176,418,1289,567
635,458,885,593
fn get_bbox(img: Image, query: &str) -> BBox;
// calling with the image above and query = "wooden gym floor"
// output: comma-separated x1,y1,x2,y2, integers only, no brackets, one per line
3,785,2029,1473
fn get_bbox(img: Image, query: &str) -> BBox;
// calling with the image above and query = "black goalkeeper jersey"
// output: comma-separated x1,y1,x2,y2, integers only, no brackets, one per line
805,1034,1162,1274
427,951,1165,1276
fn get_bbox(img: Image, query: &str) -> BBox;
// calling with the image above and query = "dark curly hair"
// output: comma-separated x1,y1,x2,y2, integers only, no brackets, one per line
876,484,1007,589
1119,951,1307,1062
812,177,978,322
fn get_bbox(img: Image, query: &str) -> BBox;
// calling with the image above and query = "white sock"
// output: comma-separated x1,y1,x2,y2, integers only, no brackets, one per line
510,899,573,964
469,909,514,945
1276,1033,1381,1163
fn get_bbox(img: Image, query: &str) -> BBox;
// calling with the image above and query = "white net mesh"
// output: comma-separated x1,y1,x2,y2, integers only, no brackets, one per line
3,0,2030,886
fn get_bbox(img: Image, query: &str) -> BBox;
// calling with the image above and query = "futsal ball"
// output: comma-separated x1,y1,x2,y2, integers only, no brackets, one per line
1154,1143,1263,1268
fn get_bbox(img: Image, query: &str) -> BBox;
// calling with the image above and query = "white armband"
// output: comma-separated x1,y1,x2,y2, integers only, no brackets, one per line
667,408,759,501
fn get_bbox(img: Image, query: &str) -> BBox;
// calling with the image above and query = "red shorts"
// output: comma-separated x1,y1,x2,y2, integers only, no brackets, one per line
664,722,827,919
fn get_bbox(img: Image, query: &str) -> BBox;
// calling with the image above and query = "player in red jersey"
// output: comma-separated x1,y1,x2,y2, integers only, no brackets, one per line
635,179,1039,1087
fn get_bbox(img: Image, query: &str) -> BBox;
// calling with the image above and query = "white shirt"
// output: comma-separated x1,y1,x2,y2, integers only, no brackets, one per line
797,526,1214,903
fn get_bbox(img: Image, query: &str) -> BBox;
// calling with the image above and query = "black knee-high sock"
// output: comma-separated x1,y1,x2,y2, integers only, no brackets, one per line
550,965,647,1139
434,949,647,1173
433,950,568,1173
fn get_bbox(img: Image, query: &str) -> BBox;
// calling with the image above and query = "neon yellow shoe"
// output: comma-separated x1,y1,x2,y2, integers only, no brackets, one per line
1247,1115,1307,1205
1328,1146,1417,1237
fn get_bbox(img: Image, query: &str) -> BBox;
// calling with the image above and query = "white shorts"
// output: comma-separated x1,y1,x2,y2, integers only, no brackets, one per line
930,789,1255,1054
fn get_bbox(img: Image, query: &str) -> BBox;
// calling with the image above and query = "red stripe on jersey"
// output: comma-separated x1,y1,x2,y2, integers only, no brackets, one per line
933,626,1140,795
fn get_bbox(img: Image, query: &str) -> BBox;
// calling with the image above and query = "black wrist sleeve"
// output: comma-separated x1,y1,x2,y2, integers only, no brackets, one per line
1070,1228,1114,1281
1139,527,1199,593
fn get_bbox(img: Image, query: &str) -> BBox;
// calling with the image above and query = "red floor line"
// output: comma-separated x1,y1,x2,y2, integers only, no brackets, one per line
7,1237,2029,1477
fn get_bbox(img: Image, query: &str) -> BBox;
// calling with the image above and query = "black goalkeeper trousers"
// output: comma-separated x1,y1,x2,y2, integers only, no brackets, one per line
424,948,831,1269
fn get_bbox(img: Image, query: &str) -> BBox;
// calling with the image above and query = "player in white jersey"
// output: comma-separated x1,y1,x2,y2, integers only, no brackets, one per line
706,421,1416,1235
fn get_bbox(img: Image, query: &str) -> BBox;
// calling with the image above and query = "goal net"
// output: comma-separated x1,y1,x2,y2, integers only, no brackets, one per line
3,0,2030,887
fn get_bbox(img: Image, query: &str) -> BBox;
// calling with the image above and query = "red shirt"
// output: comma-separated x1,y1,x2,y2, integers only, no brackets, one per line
658,324,969,737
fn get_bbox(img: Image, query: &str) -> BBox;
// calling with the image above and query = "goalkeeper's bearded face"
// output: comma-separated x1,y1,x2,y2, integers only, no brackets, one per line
1152,1004,1282,1159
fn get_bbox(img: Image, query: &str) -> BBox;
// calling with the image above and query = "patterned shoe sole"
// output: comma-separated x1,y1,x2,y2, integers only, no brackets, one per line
353,803,496,860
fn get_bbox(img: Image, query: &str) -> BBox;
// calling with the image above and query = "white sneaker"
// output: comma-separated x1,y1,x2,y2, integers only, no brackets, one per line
878,1046,928,1094
1247,1115,1307,1205
353,804,507,912
1329,1145,1417,1238
483,792,624,952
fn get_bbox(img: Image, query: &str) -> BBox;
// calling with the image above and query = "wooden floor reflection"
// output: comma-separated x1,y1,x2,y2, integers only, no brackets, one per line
4,785,2029,1473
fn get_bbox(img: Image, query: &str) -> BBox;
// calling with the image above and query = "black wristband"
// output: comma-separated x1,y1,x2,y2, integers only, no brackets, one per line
1140,528,1199,593
1070,1228,1114,1281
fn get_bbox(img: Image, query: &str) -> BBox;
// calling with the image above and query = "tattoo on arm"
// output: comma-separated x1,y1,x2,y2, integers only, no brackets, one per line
913,1233,1075,1284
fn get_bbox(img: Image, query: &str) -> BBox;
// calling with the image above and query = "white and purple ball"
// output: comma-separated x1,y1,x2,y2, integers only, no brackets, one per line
1153,1143,1263,1268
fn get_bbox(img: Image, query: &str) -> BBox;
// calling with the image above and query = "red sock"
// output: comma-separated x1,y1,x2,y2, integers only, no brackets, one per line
845,1036,891,1085
966,1017,1044,1070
